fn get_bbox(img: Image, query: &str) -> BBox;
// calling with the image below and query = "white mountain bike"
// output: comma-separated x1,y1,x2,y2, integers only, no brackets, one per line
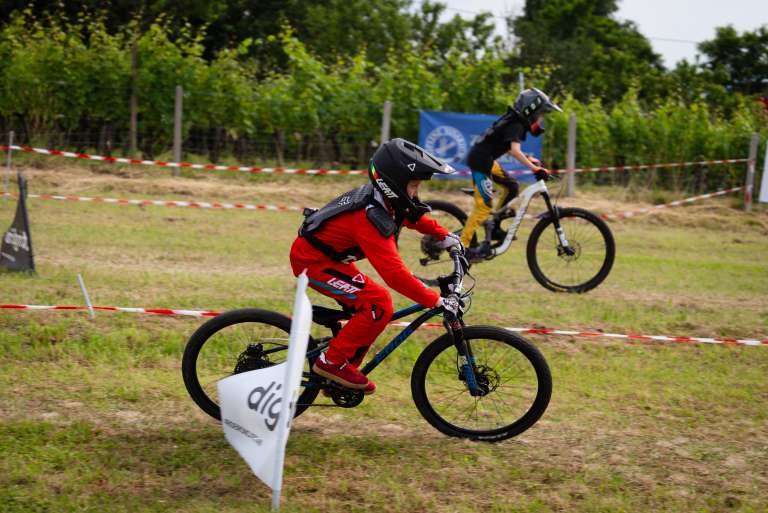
399,175,615,293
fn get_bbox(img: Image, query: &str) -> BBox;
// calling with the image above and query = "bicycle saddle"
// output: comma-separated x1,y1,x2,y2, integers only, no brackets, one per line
312,305,352,328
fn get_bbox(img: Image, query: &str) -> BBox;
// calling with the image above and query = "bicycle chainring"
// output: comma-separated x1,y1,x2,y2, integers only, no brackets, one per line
327,384,364,407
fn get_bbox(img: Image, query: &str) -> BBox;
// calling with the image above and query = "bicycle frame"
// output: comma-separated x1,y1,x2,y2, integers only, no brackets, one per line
492,179,570,257
307,303,440,375
305,249,481,394
360,304,438,375
307,302,484,396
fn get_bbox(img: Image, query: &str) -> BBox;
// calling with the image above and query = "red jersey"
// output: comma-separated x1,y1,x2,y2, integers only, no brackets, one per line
290,209,449,307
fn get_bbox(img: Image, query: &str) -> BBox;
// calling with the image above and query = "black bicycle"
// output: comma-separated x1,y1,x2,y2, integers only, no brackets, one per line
182,249,552,442
398,175,615,293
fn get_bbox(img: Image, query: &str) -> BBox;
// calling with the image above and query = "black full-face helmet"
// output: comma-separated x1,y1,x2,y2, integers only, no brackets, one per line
369,138,454,223
512,88,563,135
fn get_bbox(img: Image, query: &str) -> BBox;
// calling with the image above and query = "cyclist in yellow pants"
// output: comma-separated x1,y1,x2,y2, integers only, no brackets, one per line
462,161,519,249
462,88,561,259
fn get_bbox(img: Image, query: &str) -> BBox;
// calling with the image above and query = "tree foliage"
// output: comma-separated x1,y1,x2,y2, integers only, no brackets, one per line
510,0,664,102
698,25,768,95
0,3,764,179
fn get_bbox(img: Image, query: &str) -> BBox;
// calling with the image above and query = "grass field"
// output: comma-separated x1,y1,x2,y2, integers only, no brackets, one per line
1,163,767,513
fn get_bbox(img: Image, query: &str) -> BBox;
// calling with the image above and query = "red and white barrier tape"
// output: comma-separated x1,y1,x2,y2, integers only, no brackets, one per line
535,158,750,177
0,190,542,220
0,191,304,212
1,144,749,177
0,304,221,317
601,186,744,220
2,303,765,347
0,145,366,176
2,184,743,221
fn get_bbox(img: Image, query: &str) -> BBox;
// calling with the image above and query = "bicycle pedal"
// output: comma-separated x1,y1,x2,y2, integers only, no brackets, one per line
324,384,364,407
499,208,516,220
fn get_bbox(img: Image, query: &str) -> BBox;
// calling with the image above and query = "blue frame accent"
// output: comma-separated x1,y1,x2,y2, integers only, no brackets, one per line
391,303,427,321
360,306,441,375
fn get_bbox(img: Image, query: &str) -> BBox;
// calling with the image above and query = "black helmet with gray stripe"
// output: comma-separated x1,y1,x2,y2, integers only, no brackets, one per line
513,88,563,127
369,138,454,223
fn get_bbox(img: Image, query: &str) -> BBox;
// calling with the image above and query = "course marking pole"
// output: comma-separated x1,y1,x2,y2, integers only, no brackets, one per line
77,274,95,319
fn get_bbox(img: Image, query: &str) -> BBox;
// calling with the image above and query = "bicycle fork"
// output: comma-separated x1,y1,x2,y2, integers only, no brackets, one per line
445,317,484,397
541,192,574,256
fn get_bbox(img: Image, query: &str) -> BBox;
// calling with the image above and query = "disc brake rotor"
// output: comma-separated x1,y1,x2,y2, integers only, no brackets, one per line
558,240,582,262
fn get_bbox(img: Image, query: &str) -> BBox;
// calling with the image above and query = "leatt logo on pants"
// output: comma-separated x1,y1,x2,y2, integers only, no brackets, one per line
327,277,361,294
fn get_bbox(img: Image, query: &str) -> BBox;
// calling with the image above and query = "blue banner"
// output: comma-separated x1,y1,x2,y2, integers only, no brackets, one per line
418,110,542,180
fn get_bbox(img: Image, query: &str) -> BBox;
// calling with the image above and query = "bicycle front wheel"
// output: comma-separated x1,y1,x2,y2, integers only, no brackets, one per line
526,207,615,293
411,326,551,442
182,308,320,421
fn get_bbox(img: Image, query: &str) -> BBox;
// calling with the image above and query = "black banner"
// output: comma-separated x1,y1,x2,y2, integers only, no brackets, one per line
1,172,35,272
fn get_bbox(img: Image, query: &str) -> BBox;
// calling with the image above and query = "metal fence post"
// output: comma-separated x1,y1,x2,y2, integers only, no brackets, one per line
744,132,759,212
3,131,13,199
566,113,577,196
129,40,138,155
380,100,392,146
518,71,525,93
172,85,183,177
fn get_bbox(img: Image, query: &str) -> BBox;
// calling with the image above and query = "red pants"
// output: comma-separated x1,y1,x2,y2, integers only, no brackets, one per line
292,259,393,365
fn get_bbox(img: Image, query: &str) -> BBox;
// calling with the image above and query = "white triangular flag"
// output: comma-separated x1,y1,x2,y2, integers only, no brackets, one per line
218,271,312,510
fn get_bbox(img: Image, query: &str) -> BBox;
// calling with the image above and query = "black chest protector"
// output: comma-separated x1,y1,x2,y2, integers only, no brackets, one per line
474,108,526,150
299,183,398,262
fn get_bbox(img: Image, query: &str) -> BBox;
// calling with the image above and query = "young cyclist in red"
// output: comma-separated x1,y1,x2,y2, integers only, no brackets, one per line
289,139,463,395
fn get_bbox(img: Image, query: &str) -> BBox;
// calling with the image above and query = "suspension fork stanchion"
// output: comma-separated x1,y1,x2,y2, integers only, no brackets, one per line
541,190,571,250
541,190,558,224
444,248,482,396
445,317,482,396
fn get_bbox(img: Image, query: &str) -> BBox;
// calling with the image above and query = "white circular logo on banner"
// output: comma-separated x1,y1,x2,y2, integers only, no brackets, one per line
424,126,467,163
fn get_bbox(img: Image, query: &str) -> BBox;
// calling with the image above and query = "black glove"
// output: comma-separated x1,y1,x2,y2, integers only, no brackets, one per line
534,168,551,182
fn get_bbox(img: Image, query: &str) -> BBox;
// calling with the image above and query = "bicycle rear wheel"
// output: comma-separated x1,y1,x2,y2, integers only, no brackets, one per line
182,308,320,421
526,207,615,293
411,326,551,441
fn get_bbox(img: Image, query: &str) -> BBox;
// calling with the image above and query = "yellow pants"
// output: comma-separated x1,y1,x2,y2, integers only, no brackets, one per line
460,161,515,247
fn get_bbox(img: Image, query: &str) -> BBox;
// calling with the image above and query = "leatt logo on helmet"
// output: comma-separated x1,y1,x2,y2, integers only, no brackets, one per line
375,179,399,199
